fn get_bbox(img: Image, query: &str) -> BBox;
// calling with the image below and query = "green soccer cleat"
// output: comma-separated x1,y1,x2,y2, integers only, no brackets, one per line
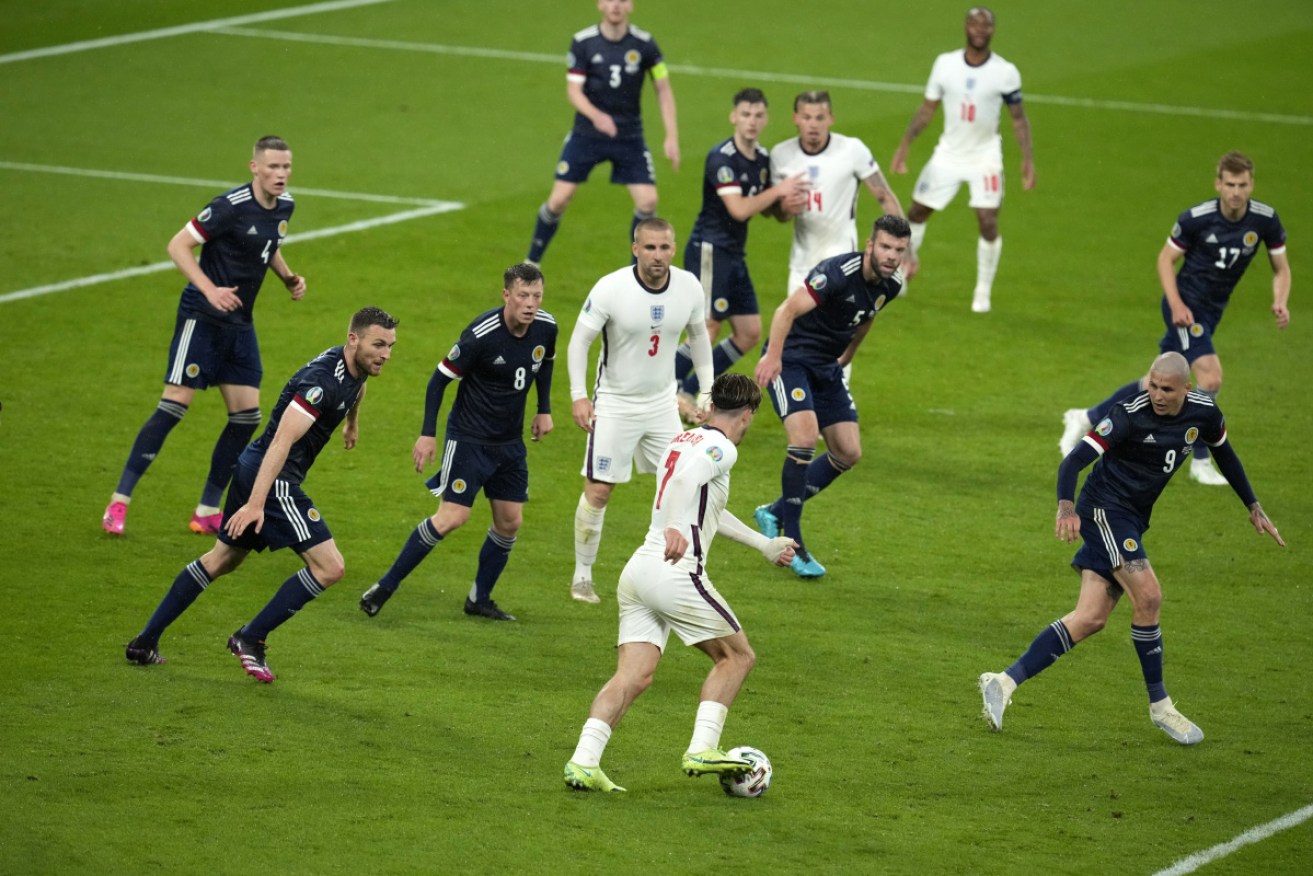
681,748,753,778
564,761,626,792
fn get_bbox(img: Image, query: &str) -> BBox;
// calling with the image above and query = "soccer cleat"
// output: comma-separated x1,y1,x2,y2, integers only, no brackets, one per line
125,636,167,665
681,748,753,778
571,577,601,604
227,629,275,683
1188,456,1228,486
359,582,392,617
102,501,128,536
464,597,516,621
1150,697,1205,745
789,548,826,579
753,504,780,539
1059,408,1093,457
971,288,992,313
189,511,223,535
978,671,1016,731
563,761,626,792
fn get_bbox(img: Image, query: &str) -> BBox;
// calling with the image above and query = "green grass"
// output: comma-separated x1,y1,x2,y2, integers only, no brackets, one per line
2,2,1311,873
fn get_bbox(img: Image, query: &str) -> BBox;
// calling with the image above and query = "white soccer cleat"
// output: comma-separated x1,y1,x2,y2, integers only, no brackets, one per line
1149,697,1204,745
971,288,992,313
1059,409,1093,456
571,576,601,604
978,671,1016,731
1188,456,1228,486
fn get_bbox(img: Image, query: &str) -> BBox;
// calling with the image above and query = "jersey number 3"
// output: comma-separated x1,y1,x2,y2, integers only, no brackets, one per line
648,334,660,356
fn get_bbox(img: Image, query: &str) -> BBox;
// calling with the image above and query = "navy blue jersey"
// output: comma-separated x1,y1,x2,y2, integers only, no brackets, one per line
567,24,663,138
777,253,903,365
178,183,294,327
1078,391,1227,525
240,346,364,484
688,137,772,256
1169,198,1286,319
432,308,558,446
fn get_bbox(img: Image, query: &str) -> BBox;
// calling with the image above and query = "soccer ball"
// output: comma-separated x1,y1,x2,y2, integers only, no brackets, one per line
719,746,772,797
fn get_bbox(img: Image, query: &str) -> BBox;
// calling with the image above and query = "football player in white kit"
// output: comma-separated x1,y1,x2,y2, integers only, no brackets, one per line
771,90,907,297
890,6,1035,313
563,373,797,792
567,218,714,604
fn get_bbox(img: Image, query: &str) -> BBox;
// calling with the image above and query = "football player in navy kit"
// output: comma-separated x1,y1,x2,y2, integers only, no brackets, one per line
124,307,398,683
360,264,556,622
1060,152,1290,486
103,136,307,537
983,353,1284,744
752,215,910,578
526,0,679,264
672,88,808,416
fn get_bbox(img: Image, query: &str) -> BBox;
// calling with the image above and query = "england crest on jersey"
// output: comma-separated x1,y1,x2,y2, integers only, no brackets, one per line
650,305,664,321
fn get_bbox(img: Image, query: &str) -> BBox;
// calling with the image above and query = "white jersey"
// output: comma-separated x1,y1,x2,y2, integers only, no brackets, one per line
573,264,706,413
635,426,737,575
771,132,880,278
924,49,1023,163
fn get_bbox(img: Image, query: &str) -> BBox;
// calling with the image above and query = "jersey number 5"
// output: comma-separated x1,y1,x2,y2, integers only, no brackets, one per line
656,450,681,508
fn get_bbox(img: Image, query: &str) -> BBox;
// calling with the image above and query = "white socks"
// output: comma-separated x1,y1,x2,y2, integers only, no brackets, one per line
909,220,927,261
574,493,606,581
571,717,612,767
686,700,729,753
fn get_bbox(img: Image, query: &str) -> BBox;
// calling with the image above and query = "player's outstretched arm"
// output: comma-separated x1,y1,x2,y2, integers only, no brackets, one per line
1270,250,1291,329
1007,103,1036,191
1248,502,1285,547
891,99,940,174
652,72,679,171
719,510,796,566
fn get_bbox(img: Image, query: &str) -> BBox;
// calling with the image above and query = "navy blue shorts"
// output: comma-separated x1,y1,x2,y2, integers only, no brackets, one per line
555,131,655,185
218,463,333,553
164,314,262,389
424,438,529,507
764,359,857,428
685,239,758,320
1071,505,1148,584
1157,297,1222,364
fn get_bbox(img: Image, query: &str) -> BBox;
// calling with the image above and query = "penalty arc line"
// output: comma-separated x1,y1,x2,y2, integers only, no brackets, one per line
0,203,463,305
1151,802,1313,876
212,26,1313,128
0,0,396,65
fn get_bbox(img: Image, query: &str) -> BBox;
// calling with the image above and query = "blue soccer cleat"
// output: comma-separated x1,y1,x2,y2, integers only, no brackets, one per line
753,504,780,539
789,548,826,579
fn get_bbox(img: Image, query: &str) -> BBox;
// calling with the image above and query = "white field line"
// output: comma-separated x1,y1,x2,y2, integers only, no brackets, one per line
0,0,394,65
0,161,447,207
214,26,1313,127
0,203,462,305
1151,802,1313,876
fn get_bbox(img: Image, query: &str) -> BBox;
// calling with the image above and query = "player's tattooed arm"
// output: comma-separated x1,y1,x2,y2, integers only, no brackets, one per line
1055,499,1080,544
1248,502,1287,547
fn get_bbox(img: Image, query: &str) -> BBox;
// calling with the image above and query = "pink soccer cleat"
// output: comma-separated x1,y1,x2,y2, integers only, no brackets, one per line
102,501,128,536
189,511,223,535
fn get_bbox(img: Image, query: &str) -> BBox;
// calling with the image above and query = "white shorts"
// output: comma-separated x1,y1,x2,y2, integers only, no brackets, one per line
616,552,742,649
580,404,681,483
912,152,1004,211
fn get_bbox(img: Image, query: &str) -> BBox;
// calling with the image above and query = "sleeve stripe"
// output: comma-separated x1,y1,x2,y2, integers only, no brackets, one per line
186,220,208,244
1206,427,1228,448
1083,434,1107,454
438,360,462,380
1166,236,1187,253
715,183,741,197
1269,243,1287,255
567,71,586,83
290,396,319,420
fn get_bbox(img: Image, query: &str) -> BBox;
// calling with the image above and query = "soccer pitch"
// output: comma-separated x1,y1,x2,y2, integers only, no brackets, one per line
1,2,1310,873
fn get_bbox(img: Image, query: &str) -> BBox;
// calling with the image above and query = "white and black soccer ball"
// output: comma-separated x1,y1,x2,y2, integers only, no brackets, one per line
719,746,771,798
